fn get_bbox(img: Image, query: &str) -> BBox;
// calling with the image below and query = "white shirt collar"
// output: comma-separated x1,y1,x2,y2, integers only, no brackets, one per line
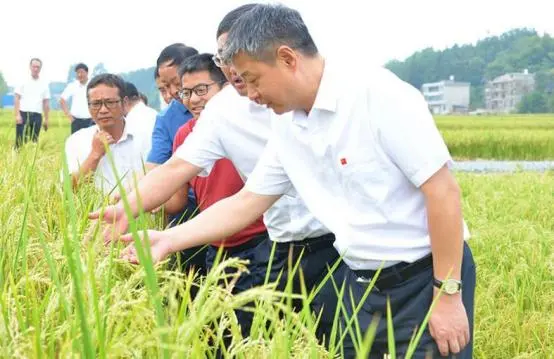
91,119,136,143
310,59,338,114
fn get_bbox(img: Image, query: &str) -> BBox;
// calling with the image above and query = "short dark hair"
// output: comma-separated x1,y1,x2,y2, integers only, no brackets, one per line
178,54,227,85
87,73,126,99
123,81,140,99
30,58,42,66
75,63,88,73
156,43,199,69
216,4,259,39
154,67,160,79
139,93,148,105
223,4,318,64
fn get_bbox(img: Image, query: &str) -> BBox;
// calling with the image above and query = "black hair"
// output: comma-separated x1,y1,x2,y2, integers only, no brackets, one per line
87,73,126,99
156,43,199,69
154,67,160,79
216,4,259,39
123,81,140,99
75,63,88,73
178,53,227,85
139,93,148,105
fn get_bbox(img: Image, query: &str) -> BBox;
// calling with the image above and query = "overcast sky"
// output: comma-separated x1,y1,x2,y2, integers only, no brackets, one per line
1,0,552,86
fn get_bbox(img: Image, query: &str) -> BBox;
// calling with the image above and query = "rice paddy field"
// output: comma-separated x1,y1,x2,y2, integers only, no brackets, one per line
0,109,552,358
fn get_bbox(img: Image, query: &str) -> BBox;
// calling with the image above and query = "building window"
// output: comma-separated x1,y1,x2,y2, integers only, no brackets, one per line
425,95,443,102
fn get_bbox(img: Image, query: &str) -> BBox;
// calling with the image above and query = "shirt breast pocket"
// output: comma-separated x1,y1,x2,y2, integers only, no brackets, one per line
338,154,388,210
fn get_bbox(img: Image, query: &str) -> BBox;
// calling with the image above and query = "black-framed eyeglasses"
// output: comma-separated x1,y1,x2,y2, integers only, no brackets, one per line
88,98,122,111
178,83,219,100
212,54,225,68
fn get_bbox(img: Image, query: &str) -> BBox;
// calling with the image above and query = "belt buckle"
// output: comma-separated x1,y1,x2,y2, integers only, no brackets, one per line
356,275,380,292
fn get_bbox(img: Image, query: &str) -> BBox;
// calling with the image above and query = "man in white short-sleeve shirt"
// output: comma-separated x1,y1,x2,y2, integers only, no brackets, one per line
223,5,475,358
60,63,94,134
14,58,50,148
64,74,151,195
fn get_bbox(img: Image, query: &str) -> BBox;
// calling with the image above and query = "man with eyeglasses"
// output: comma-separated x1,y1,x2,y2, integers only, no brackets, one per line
63,74,152,194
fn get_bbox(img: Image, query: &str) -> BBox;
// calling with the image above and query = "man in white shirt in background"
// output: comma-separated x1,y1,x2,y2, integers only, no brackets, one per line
60,63,94,134
64,74,151,195
122,81,157,137
14,58,50,148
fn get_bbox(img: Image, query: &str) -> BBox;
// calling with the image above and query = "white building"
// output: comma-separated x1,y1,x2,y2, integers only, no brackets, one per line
421,76,471,115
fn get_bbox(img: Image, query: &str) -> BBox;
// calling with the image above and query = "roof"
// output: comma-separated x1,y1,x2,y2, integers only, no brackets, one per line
490,72,535,83
422,80,471,87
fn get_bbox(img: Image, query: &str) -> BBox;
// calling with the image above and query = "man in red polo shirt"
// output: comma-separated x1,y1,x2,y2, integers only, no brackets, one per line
166,53,268,295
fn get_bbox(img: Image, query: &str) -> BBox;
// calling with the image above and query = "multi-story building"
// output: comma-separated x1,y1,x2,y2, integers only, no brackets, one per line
485,70,535,113
421,77,471,114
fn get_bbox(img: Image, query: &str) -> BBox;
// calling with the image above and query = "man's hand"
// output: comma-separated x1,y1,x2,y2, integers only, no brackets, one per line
429,289,470,356
91,130,116,158
89,204,130,244
43,119,49,131
15,113,23,125
120,230,173,264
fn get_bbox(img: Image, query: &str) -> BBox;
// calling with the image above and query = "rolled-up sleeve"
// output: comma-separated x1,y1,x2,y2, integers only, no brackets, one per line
174,107,227,176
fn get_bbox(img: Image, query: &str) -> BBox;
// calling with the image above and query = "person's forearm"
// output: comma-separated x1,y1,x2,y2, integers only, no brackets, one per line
164,186,189,215
43,101,49,120
14,96,20,116
164,189,278,253
71,152,102,189
59,99,71,118
426,183,464,281
118,158,201,217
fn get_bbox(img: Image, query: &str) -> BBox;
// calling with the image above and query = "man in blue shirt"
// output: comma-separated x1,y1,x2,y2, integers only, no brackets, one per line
147,43,207,275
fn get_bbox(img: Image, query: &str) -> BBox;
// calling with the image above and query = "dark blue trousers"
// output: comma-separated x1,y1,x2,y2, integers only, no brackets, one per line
313,242,476,358
71,117,94,134
16,111,42,148
206,233,339,337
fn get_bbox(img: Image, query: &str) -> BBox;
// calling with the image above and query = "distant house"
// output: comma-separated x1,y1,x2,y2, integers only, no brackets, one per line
421,76,471,115
485,70,535,113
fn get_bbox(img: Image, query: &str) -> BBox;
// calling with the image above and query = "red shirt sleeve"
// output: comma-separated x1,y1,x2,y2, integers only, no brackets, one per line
173,120,195,153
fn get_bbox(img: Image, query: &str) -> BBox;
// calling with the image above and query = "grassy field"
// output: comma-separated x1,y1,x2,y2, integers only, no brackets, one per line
0,110,552,358
435,114,554,160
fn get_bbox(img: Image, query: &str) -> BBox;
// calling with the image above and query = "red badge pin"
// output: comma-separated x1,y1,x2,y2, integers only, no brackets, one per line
340,158,347,165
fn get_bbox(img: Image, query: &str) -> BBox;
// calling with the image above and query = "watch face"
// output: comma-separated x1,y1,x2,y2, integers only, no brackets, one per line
444,280,459,294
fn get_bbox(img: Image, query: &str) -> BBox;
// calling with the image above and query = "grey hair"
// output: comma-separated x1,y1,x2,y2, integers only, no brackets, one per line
221,4,318,64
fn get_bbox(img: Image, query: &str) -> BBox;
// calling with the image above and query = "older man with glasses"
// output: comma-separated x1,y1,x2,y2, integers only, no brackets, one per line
63,73,152,195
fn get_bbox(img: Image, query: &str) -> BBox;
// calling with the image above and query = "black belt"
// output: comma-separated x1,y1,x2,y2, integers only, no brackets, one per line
275,233,336,253
219,231,269,255
354,254,433,290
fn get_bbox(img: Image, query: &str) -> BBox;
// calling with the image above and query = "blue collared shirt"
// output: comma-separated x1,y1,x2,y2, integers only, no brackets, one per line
147,99,193,164
146,99,197,221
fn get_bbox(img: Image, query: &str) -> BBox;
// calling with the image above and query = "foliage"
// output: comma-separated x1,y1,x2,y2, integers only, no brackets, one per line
386,28,554,110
